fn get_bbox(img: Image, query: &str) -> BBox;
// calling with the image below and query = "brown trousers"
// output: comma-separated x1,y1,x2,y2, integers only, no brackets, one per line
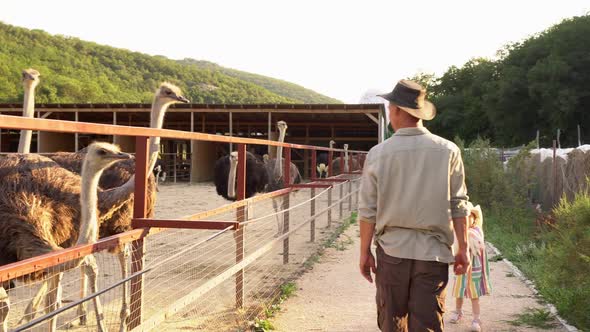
375,246,449,332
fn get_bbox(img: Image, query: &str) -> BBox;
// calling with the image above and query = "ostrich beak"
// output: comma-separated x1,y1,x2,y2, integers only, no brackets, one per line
112,152,133,160
176,95,190,103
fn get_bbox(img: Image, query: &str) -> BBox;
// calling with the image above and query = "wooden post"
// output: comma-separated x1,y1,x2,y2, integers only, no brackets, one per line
348,180,352,211
304,126,310,179
557,129,561,149
235,143,246,308
311,149,317,181
339,181,343,220
578,124,582,146
128,136,149,329
283,147,291,264
328,149,334,177
173,154,177,183
267,112,272,155
536,130,540,149
190,112,194,184
552,140,557,207
328,186,332,228
229,111,233,153
310,187,316,242
340,151,345,175
74,111,79,151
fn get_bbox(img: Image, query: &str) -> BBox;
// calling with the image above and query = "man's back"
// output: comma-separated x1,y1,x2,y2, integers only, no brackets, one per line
359,127,469,263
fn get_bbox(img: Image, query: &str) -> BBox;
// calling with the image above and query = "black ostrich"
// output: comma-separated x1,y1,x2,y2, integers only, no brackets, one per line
213,151,268,200
213,121,302,235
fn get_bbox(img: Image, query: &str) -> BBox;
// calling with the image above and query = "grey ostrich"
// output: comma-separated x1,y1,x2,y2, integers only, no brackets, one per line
20,82,189,331
0,143,133,332
17,68,41,154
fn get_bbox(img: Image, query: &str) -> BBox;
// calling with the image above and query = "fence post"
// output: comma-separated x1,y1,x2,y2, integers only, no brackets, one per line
348,180,352,212
328,149,334,177
310,149,316,242
328,186,332,228
128,136,149,330
235,144,247,308
339,182,343,220
340,151,345,175
283,147,291,264
552,140,557,207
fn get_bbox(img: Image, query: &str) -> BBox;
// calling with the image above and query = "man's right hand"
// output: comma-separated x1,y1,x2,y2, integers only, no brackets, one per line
454,249,470,275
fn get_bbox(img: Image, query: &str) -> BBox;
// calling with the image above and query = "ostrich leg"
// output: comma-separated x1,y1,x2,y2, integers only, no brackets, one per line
118,244,131,332
20,281,48,323
46,272,64,332
76,268,89,326
0,287,9,332
82,254,107,332
271,198,283,236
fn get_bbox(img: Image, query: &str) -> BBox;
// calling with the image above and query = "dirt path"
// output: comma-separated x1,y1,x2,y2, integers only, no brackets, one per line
272,223,566,332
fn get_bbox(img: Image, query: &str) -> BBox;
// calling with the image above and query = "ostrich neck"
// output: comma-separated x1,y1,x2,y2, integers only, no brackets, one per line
79,162,104,245
17,85,36,153
344,149,349,171
148,99,170,173
228,159,238,198
275,129,286,178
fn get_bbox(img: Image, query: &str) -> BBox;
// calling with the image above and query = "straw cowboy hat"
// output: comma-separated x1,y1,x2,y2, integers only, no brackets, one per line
378,79,436,120
452,202,485,256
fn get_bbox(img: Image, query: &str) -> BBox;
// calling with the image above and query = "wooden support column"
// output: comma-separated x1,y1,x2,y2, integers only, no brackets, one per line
310,149,317,242
235,143,246,308
74,111,79,151
267,112,272,155
128,136,149,330
229,111,233,152
112,112,117,143
201,113,206,132
190,112,194,184
304,125,310,179
283,146,291,264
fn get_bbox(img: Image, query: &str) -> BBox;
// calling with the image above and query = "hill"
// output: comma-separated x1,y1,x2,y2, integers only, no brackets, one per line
179,59,341,104
0,22,339,104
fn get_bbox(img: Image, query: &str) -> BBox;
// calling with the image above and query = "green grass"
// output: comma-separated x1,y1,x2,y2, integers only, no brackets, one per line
485,208,589,331
302,212,358,269
507,308,557,329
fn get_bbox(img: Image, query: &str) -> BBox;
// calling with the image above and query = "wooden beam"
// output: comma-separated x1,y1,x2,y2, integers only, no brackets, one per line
365,113,379,124
0,107,380,114
131,219,238,230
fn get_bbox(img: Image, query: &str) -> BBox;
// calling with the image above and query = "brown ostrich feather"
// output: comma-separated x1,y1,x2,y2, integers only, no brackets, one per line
0,153,134,282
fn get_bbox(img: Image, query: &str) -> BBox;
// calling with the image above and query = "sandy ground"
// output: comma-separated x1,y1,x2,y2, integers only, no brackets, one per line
272,224,566,332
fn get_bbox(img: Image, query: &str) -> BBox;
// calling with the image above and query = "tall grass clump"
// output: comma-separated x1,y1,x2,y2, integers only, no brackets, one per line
456,136,589,330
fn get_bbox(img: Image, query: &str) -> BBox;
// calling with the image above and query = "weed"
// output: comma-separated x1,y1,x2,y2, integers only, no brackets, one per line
506,272,515,278
507,308,556,329
252,317,275,332
489,255,503,262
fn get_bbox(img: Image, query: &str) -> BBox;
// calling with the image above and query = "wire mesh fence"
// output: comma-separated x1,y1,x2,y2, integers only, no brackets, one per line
1,174,361,332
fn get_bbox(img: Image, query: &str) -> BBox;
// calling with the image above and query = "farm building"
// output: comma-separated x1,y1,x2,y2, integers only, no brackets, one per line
0,103,384,182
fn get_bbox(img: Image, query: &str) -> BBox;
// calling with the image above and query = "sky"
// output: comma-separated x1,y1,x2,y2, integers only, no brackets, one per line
1,0,589,103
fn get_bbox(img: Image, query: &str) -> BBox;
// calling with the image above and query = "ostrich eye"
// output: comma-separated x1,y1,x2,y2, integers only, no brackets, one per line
165,90,172,95
97,149,107,156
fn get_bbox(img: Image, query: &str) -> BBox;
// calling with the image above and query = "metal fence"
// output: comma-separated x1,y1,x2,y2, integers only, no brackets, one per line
0,114,366,332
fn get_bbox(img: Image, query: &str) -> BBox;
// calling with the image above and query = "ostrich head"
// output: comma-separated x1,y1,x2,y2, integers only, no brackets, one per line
84,142,133,171
277,120,288,133
329,140,335,149
155,82,190,105
263,154,270,163
22,68,40,88
344,144,349,151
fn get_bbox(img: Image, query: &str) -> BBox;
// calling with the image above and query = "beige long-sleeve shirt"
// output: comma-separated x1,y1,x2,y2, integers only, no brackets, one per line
359,127,470,263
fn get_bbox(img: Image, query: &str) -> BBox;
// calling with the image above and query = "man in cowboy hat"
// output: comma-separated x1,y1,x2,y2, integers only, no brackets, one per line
358,79,471,332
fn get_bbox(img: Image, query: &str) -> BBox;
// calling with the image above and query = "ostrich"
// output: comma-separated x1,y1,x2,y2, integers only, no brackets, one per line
214,121,301,235
21,82,189,330
330,143,359,175
0,142,133,332
17,68,41,154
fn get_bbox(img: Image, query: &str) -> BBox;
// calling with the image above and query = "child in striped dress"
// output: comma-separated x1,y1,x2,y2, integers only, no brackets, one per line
450,203,492,332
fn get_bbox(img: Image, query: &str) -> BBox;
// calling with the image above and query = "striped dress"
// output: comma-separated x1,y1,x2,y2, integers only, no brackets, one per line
452,226,492,299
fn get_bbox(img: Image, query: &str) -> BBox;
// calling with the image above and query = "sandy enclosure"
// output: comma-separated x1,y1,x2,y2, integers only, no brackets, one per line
6,180,359,331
